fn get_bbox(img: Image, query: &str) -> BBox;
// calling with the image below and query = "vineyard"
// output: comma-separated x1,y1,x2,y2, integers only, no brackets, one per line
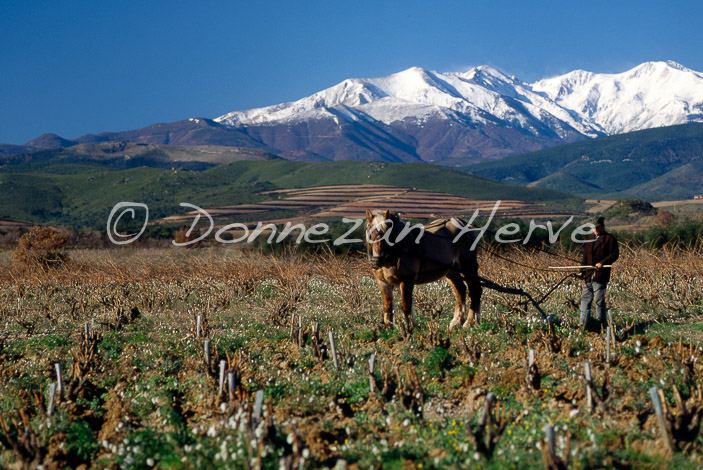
162,185,577,228
1,244,703,469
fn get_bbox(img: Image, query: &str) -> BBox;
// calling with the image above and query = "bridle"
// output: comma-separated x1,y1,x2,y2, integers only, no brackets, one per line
366,214,401,269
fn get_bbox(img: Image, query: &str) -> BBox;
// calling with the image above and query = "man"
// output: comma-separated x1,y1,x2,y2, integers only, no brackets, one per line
580,216,619,331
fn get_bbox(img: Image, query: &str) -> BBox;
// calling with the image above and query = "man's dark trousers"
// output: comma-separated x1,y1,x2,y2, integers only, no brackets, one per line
580,281,607,326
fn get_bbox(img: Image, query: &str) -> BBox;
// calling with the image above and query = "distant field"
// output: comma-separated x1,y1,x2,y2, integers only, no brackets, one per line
584,199,617,214
162,184,580,228
653,200,703,209
0,221,32,228
651,200,703,220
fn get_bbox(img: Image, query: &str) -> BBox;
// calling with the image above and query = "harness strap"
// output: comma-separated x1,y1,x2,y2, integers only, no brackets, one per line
414,242,424,283
391,243,556,321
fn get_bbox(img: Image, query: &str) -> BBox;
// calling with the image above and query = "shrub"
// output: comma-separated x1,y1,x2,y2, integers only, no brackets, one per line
173,227,201,247
602,199,657,219
10,225,69,268
654,209,676,227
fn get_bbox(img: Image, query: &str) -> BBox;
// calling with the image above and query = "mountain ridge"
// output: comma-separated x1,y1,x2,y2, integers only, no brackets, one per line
3,61,703,166
216,65,599,138
0,141,279,172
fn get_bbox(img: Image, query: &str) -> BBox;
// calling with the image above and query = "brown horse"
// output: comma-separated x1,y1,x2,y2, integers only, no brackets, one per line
365,209,482,331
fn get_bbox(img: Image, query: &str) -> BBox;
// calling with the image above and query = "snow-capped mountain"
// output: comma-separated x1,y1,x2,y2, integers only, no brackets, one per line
212,60,703,164
217,65,599,138
5,61,703,166
533,61,703,134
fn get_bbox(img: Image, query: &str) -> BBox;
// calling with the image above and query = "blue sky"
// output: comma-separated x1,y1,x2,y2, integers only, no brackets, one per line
1,0,702,144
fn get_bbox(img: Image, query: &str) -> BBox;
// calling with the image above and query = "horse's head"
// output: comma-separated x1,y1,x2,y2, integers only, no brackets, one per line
365,209,398,269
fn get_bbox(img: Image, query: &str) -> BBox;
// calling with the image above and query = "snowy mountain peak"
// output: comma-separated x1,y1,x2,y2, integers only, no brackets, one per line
533,61,703,134
216,61,703,140
632,60,689,74
664,60,688,71
461,64,517,82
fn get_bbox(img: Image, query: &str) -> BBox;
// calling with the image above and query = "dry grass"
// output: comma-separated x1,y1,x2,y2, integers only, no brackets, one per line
2,244,703,469
1,244,702,342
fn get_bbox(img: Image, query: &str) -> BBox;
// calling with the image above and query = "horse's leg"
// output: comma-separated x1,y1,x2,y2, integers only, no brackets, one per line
399,281,416,331
374,277,394,326
463,270,482,328
446,271,467,330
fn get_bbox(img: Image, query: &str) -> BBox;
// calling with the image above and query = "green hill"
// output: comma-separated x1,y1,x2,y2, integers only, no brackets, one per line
620,158,703,200
0,173,64,221
527,172,605,193
463,123,703,201
0,160,582,228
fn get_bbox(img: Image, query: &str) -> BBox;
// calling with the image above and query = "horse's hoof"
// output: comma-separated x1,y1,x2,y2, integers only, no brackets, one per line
461,321,474,329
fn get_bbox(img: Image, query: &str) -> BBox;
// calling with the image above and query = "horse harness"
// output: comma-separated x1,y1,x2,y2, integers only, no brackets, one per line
369,216,468,282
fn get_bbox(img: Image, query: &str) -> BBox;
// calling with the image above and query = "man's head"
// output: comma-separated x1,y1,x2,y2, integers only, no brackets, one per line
594,216,605,235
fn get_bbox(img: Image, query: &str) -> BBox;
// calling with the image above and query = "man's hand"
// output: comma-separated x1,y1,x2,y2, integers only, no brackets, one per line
595,262,603,270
